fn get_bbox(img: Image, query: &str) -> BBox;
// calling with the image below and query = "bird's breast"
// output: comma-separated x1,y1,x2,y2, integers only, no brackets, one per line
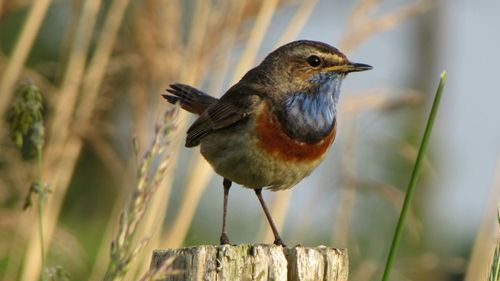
254,103,336,162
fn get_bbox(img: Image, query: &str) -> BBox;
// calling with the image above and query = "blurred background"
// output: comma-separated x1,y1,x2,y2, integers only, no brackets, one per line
1,0,499,280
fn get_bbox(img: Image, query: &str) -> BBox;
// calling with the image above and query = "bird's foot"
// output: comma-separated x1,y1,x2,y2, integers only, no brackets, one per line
220,233,230,245
273,238,286,247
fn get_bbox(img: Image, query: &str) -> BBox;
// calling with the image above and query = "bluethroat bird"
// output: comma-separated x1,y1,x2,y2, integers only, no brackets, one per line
163,40,371,246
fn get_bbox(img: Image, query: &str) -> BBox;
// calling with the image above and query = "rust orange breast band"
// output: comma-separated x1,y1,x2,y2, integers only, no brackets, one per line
255,104,337,162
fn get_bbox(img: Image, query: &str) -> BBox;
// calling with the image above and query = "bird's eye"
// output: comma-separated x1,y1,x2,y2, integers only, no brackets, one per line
307,55,322,67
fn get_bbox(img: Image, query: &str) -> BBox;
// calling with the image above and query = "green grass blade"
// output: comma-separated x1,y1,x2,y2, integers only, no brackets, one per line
380,71,447,281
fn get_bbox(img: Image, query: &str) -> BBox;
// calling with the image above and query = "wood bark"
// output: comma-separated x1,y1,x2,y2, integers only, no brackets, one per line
150,244,348,281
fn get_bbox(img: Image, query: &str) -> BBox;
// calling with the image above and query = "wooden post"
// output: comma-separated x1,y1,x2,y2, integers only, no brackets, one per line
150,244,348,281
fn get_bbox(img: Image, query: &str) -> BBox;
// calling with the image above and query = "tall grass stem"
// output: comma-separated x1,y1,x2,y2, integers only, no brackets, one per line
380,71,447,281
0,0,53,115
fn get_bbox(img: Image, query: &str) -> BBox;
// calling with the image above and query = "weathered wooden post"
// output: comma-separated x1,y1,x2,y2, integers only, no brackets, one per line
150,244,348,281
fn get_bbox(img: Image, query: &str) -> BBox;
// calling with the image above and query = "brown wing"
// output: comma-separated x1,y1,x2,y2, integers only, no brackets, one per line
186,83,263,147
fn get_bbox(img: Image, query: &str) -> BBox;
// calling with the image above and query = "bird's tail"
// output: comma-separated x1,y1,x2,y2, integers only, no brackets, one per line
162,83,218,115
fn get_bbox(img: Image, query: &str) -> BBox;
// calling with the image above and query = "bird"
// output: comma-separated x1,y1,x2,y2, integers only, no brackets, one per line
162,40,372,246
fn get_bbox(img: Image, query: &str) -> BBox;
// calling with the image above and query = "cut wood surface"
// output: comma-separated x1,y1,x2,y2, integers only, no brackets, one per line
150,244,348,281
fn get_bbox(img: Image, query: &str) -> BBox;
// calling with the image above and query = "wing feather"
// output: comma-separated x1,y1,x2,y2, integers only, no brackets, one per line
185,83,263,147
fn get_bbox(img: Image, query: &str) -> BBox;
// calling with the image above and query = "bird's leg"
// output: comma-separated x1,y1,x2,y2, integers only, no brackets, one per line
220,178,232,245
254,188,286,246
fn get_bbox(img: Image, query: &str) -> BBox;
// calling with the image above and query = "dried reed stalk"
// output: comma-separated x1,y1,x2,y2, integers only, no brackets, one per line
93,0,206,277
46,0,102,150
18,0,131,279
0,0,53,116
88,186,129,281
207,0,248,96
343,178,422,243
341,0,435,52
231,0,279,84
104,108,177,281
162,155,213,247
83,131,131,280
123,0,213,276
465,156,500,281
76,0,131,126
122,0,247,275
275,0,318,47
18,1,104,280
159,0,280,251
124,142,180,281
157,0,247,251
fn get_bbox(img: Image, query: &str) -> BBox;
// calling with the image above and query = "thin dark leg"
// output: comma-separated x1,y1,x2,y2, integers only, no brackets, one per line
220,178,232,245
254,188,285,246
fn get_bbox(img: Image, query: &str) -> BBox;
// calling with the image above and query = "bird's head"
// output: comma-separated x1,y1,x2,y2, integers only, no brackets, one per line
251,40,372,97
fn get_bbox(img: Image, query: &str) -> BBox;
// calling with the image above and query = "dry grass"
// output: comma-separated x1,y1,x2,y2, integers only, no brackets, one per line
340,0,436,52
465,157,500,281
0,0,475,281
104,108,177,280
0,0,53,114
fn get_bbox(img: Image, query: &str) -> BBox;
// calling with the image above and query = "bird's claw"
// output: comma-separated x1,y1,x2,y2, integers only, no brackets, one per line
273,238,286,247
220,233,230,245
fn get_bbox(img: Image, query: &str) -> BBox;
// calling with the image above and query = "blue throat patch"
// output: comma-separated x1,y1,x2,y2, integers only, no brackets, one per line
278,73,344,144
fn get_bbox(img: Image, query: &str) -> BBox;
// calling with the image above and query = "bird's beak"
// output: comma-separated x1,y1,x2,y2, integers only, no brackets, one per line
325,62,373,73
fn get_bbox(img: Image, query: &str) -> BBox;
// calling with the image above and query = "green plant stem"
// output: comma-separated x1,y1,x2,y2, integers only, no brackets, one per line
38,192,46,281
36,149,47,281
380,71,447,281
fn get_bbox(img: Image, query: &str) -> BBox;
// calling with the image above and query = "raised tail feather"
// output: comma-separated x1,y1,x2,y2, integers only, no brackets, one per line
162,83,218,115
